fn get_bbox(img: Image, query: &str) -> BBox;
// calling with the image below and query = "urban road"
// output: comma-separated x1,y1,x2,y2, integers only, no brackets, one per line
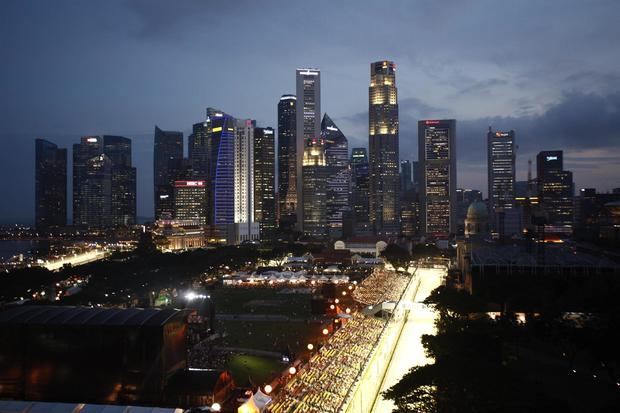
370,267,445,413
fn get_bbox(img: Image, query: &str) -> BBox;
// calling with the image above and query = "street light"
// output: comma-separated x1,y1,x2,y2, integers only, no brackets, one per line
342,291,346,296
307,343,314,351
335,298,340,304
288,366,297,375
329,304,335,310
345,308,351,314
211,403,221,412
264,385,273,394
322,328,329,335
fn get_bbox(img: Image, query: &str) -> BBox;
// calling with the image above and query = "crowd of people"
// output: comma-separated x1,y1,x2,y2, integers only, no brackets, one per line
268,314,387,413
189,339,230,370
352,269,410,305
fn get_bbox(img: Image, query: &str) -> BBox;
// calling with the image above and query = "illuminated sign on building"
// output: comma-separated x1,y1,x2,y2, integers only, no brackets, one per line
87,138,98,143
546,156,558,161
425,120,441,125
175,181,205,187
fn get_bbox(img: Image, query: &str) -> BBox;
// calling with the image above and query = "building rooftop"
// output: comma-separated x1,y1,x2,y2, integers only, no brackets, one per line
0,305,186,327
470,243,619,268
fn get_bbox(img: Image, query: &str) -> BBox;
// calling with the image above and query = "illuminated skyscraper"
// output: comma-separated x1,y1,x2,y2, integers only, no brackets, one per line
351,148,370,232
487,128,517,236
154,126,183,220
277,94,297,222
206,111,235,238
536,151,574,236
35,139,67,231
73,136,104,227
321,113,350,238
82,154,113,228
188,121,210,179
174,180,207,224
418,119,457,237
369,60,399,236
104,136,136,226
254,126,276,237
296,68,321,232
302,138,328,238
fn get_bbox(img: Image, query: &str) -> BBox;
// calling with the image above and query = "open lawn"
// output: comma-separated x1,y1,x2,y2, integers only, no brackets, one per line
215,319,324,354
210,287,311,317
227,354,285,387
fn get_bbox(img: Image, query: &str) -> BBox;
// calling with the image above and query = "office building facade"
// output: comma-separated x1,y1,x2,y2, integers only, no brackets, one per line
35,139,67,231
277,94,297,221
154,126,183,220
536,151,574,236
296,68,321,233
487,128,517,237
369,61,400,236
254,126,276,237
104,136,136,226
321,113,350,238
302,138,328,238
73,136,103,227
174,180,207,224
418,119,457,237
351,148,370,233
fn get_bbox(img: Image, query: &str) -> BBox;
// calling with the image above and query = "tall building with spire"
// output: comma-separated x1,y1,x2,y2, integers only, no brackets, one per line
277,94,297,224
418,119,457,237
369,60,400,236
295,68,321,233
321,113,350,238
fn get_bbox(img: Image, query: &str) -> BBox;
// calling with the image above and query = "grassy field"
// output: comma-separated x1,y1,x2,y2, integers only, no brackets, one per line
215,319,323,354
227,354,285,387
210,287,311,317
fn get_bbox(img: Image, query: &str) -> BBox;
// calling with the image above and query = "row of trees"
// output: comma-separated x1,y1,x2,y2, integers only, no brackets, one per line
384,286,620,412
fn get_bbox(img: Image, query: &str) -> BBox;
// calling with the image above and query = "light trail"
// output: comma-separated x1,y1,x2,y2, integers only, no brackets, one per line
370,267,444,413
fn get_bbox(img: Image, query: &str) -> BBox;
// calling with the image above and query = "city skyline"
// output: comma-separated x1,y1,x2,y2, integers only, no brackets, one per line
2,0,620,223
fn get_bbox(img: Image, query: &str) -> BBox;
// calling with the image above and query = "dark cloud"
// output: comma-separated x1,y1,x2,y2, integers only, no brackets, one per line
455,78,509,96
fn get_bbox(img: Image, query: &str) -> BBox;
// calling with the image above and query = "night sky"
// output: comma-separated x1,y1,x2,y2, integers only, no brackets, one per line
1,0,619,223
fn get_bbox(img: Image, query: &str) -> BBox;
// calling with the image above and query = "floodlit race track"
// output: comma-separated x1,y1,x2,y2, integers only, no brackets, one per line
371,267,444,413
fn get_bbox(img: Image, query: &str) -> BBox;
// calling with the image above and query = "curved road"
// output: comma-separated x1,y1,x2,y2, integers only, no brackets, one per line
371,267,444,413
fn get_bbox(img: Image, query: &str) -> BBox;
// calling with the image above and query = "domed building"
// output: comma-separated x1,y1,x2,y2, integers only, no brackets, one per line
465,201,489,238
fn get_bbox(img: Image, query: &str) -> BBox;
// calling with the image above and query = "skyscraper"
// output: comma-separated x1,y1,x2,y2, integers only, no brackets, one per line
295,68,321,233
277,94,297,223
254,126,276,237
536,151,574,236
207,111,235,238
154,126,183,220
233,118,255,228
174,180,207,224
82,154,113,228
321,113,350,238
369,60,399,236
73,136,103,227
351,148,370,232
302,138,328,238
188,121,210,179
487,128,517,236
104,136,136,226
400,160,413,194
35,139,67,231
418,119,457,237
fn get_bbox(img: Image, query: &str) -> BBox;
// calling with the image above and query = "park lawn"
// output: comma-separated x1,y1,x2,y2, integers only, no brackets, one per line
227,354,284,387
216,319,322,354
210,287,311,317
